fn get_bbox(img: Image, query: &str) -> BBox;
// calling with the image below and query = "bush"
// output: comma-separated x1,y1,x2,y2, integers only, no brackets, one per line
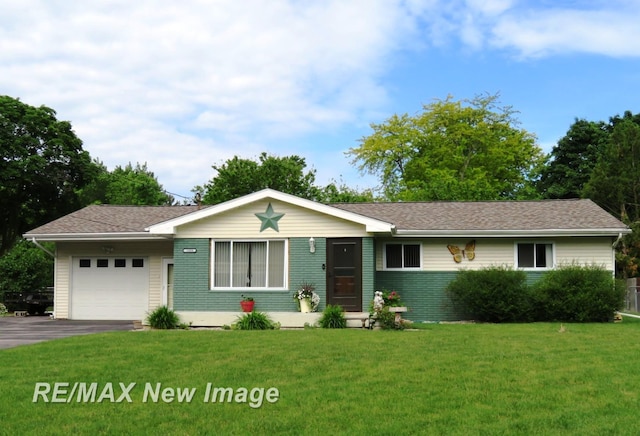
146,306,180,329
375,307,407,330
234,311,275,330
0,303,7,316
532,264,625,322
446,266,532,322
318,305,347,328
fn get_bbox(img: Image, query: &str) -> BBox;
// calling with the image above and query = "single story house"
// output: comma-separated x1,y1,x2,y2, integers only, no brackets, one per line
24,189,630,326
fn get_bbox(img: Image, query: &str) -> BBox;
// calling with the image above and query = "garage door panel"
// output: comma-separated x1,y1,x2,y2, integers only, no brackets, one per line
71,257,149,320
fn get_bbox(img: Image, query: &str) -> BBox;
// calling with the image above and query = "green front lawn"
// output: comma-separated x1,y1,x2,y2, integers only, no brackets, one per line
2,321,640,435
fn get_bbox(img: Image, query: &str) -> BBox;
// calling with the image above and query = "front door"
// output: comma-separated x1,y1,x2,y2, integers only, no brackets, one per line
326,238,362,312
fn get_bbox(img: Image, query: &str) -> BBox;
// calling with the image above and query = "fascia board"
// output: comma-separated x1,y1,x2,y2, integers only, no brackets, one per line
23,232,171,242
393,228,632,238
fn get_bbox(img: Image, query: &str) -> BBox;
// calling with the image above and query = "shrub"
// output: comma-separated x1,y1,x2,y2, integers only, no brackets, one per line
318,304,347,328
375,307,407,330
0,303,7,316
234,311,275,330
146,306,180,329
532,264,625,322
446,266,532,322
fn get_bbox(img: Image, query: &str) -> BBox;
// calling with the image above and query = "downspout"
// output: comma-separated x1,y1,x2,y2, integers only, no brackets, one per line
30,237,55,258
612,232,623,278
612,232,623,248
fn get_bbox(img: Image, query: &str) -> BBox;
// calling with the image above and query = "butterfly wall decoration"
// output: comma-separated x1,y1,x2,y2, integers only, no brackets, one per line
447,240,476,263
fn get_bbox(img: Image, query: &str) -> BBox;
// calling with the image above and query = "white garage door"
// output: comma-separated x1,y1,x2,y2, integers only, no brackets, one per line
71,257,149,320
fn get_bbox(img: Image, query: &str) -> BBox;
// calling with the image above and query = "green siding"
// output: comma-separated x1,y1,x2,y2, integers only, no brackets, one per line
173,239,212,311
361,238,375,310
375,270,550,322
173,238,327,312
173,237,549,319
375,271,464,322
288,237,327,311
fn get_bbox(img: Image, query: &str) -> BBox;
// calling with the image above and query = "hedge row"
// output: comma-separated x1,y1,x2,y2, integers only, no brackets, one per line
446,265,626,323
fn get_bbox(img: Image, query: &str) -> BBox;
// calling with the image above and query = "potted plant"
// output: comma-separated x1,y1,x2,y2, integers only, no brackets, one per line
240,295,255,312
293,283,320,313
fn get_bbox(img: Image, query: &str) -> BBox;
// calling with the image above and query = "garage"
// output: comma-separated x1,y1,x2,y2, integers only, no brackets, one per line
71,257,149,320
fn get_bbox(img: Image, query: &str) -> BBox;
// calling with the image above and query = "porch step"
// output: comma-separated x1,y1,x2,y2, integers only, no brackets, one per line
176,311,373,328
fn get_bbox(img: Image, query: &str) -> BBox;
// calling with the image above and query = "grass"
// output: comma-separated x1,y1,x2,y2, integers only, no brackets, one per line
2,320,640,435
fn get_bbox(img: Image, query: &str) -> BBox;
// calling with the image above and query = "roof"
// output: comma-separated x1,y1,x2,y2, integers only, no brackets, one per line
24,204,200,240
331,198,630,237
24,193,630,241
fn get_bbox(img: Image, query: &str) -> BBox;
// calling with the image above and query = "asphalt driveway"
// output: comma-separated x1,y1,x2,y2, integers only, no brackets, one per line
0,316,133,349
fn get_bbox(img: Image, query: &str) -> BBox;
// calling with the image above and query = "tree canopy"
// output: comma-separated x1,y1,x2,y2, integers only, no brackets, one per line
0,96,93,255
79,161,173,206
347,94,545,201
198,153,319,204
0,239,53,294
537,119,608,199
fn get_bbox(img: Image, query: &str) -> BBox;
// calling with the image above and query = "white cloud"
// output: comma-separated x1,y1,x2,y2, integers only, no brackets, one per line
490,7,640,58
2,0,638,199
0,0,426,196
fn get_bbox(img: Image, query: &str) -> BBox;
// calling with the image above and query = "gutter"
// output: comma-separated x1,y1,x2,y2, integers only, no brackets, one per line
393,228,632,238
23,232,173,242
30,237,55,258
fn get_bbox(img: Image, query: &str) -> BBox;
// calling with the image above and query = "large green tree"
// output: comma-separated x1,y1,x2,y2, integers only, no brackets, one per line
198,153,318,204
347,94,545,201
0,96,93,255
80,161,172,205
581,112,640,277
537,119,608,199
584,117,640,221
0,239,53,295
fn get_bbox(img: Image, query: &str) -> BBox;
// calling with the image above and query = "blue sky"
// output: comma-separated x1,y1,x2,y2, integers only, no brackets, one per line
2,0,639,200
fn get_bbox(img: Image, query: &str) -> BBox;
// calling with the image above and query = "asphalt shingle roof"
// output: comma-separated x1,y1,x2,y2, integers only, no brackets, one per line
330,199,627,232
24,198,628,238
25,204,201,235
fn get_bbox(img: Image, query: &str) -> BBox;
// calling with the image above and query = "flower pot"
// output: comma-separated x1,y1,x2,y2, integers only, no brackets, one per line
299,297,312,313
240,300,255,312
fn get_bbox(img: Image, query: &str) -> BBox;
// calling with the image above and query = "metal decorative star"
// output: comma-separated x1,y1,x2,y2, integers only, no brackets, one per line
255,203,284,232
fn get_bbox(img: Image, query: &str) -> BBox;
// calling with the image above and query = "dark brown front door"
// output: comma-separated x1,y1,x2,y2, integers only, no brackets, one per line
326,238,362,312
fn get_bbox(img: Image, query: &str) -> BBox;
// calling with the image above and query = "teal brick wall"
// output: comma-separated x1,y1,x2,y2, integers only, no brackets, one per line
376,271,463,322
289,237,327,311
173,239,213,311
173,238,328,312
375,270,550,322
361,238,375,310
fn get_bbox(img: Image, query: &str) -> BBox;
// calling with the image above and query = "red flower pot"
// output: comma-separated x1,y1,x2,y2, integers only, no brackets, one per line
240,300,255,312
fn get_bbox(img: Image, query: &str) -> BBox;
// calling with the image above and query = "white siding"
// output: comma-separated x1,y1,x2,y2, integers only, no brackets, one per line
554,237,614,269
176,200,370,239
376,237,615,272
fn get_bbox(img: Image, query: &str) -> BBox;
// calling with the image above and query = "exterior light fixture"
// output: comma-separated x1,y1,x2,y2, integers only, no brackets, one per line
309,237,316,253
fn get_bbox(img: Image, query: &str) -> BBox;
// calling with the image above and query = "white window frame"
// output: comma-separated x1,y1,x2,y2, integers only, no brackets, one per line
210,239,288,290
515,241,555,270
383,242,422,270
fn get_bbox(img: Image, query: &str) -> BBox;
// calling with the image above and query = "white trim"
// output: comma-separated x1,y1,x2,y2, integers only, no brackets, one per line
210,239,289,290
514,241,555,270
382,241,422,271
395,229,631,238
162,258,174,308
147,189,394,235
23,232,171,241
